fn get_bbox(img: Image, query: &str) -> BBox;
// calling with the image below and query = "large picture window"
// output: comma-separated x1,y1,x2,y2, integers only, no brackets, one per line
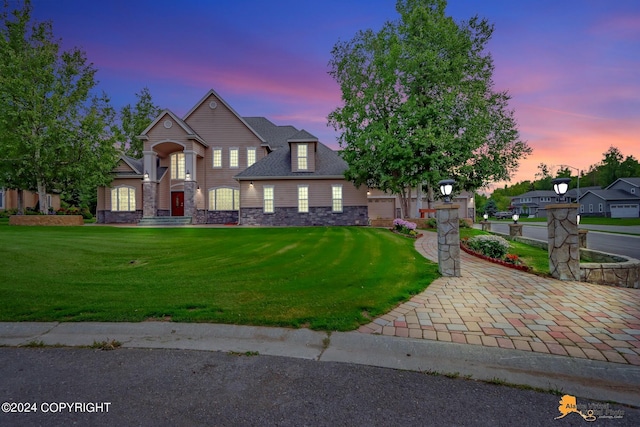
111,186,136,211
332,185,343,212
209,188,239,211
263,186,274,214
171,153,185,179
298,185,308,213
297,144,307,170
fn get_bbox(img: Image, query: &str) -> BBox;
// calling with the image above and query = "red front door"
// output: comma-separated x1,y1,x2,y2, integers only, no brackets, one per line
172,192,184,216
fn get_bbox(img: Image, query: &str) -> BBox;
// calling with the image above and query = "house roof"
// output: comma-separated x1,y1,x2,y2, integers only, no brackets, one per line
138,110,208,147
511,190,557,199
242,117,296,149
578,189,640,202
114,155,167,181
606,177,640,189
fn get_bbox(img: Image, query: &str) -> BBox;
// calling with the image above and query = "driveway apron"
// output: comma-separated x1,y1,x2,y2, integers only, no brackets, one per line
358,232,640,365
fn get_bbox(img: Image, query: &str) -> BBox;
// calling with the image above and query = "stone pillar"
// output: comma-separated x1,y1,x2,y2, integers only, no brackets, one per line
547,203,580,281
578,230,588,249
184,180,197,220
142,181,157,218
509,223,523,237
481,221,491,232
436,204,461,277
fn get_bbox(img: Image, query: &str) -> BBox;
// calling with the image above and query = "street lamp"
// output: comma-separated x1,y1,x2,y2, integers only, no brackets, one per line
552,177,571,201
512,214,519,224
438,179,455,204
483,213,488,221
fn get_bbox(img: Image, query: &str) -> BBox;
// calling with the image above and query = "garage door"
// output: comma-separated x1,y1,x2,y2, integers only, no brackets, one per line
610,204,639,218
368,198,395,219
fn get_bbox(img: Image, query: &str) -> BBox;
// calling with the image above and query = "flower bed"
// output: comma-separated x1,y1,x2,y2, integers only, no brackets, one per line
461,237,531,272
391,218,423,239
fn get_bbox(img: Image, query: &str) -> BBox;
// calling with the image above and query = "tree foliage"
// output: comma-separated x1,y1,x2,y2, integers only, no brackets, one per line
115,87,161,158
0,0,118,212
328,0,531,216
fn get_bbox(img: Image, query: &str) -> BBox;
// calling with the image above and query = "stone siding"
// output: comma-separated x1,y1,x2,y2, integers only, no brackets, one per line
436,204,461,277
97,210,142,224
241,206,368,226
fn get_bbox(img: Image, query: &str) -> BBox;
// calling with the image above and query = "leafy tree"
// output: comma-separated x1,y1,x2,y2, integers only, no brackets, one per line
0,0,118,213
116,87,161,158
328,0,531,217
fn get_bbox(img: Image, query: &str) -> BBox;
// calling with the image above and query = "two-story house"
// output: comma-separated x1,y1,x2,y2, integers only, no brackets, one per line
509,190,559,217
96,89,368,226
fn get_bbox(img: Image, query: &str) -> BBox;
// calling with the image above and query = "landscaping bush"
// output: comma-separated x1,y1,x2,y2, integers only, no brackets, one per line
466,235,510,259
393,218,417,234
426,218,437,229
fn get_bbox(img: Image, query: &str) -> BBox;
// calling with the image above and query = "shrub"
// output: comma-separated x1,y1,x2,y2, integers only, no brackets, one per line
393,218,417,235
466,235,510,259
426,218,437,229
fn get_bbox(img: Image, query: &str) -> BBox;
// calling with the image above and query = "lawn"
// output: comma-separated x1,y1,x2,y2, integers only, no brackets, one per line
0,225,438,331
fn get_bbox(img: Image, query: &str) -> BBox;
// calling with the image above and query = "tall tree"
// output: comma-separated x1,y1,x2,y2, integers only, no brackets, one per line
0,1,118,213
328,0,531,217
116,87,161,158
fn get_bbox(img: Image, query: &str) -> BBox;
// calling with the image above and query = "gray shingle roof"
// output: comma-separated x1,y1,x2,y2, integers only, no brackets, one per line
242,117,297,149
579,189,640,202
607,177,640,188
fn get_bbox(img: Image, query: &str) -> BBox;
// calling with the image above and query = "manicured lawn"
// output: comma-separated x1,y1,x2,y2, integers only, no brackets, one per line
0,225,438,331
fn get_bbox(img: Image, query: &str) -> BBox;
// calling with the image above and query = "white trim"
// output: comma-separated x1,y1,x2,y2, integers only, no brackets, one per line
208,187,239,211
331,184,343,213
229,147,239,169
111,185,136,212
247,147,257,168
298,185,309,213
212,148,222,168
263,185,274,214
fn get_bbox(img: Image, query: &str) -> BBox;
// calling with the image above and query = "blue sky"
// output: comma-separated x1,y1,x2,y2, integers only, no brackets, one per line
28,0,640,186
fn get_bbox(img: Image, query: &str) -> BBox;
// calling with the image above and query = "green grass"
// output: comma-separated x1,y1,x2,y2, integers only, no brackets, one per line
0,225,438,331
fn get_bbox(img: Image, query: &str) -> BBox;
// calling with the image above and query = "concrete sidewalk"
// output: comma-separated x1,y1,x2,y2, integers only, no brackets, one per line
1,321,639,407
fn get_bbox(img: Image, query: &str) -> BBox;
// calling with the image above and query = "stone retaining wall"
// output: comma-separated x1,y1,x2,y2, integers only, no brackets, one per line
9,215,84,226
495,232,640,289
241,206,367,226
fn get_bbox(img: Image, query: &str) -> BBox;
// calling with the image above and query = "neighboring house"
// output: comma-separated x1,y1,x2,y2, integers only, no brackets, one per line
0,188,60,213
367,188,475,220
510,190,560,218
578,178,640,218
97,89,368,226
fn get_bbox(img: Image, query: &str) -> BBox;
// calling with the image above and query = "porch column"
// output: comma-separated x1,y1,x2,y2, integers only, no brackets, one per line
546,203,580,280
436,203,461,277
184,180,197,220
142,181,157,218
142,150,157,181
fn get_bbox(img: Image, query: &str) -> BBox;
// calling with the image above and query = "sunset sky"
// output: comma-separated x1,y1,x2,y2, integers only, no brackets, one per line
29,0,639,189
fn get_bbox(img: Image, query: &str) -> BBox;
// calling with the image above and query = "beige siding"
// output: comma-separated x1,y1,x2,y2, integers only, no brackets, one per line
290,142,316,173
115,160,136,173
241,179,367,209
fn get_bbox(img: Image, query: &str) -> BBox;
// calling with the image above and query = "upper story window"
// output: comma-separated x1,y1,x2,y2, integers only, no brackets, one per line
230,148,239,168
297,144,308,170
332,185,343,212
263,186,274,214
171,153,185,179
298,185,308,213
111,186,136,212
247,147,257,168
213,148,222,168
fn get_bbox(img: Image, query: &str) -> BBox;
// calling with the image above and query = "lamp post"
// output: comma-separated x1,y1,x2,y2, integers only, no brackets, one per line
547,177,580,280
481,213,490,231
435,179,460,277
509,213,522,237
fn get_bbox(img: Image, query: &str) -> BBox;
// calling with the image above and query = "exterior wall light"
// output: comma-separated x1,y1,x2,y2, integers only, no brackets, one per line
512,213,519,224
250,181,254,188
552,177,571,199
438,179,455,204
185,170,191,181
143,171,149,181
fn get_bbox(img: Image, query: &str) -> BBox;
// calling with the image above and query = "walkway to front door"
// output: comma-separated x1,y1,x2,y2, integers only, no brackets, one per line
172,192,184,216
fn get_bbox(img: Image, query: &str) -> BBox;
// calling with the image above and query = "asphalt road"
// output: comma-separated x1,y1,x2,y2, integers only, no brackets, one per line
1,347,638,426
486,223,640,259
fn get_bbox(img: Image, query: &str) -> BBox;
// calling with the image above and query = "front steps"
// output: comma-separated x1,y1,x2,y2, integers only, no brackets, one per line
138,216,192,226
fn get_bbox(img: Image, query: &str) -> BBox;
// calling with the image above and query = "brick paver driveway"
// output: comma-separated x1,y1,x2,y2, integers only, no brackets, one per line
359,232,640,365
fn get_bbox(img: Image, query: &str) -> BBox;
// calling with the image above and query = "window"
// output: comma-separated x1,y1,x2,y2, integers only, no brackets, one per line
297,144,308,170
599,203,603,212
589,204,593,213
332,185,342,212
580,204,584,213
298,185,308,213
171,153,185,179
263,186,274,214
229,148,239,168
111,186,136,211
212,148,222,168
247,147,256,168
208,188,239,211
0,188,4,209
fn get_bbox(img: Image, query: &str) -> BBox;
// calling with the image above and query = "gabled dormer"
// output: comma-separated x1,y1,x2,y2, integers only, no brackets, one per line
288,130,318,173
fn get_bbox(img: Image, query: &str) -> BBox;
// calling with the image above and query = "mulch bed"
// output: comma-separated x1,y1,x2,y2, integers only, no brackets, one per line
460,243,532,272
